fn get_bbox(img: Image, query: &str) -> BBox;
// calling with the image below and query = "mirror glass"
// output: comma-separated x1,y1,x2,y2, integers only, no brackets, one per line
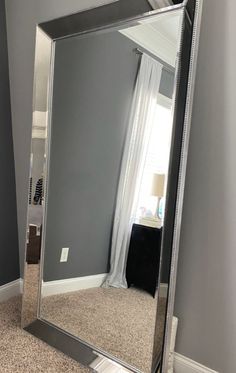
23,30,51,327
26,8,183,373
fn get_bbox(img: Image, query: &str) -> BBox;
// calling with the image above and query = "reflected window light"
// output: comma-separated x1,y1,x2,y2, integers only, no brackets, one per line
135,96,173,221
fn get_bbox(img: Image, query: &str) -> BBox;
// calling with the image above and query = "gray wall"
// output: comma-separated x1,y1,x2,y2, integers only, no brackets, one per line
44,32,139,281
5,0,151,277
0,1,19,285
174,1,236,372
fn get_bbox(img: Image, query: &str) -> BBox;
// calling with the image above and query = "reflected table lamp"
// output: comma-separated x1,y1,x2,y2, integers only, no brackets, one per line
151,173,165,221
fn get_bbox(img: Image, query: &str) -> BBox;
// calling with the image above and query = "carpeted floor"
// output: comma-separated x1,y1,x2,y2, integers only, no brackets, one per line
0,296,89,373
41,287,166,373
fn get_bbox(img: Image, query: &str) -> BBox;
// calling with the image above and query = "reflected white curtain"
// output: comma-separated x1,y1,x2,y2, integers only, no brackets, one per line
103,54,163,288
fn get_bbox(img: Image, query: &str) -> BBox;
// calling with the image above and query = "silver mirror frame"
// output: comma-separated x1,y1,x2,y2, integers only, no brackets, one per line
21,0,203,372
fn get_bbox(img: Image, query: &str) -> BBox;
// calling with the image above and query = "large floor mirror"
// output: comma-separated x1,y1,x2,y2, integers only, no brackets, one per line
22,1,203,372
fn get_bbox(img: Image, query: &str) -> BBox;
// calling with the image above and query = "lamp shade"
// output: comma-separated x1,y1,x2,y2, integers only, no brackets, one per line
151,174,165,197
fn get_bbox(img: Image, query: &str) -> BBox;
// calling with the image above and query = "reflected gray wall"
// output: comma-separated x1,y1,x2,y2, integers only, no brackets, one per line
5,0,130,277
44,32,140,281
0,1,19,285
174,1,236,372
160,69,174,99
5,0,153,278
43,32,174,282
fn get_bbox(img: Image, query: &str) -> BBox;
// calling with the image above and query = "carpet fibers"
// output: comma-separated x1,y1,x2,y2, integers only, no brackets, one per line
41,287,166,372
1,286,165,372
0,296,89,373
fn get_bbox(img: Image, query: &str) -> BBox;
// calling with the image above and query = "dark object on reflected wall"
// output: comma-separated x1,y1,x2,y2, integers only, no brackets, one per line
26,225,42,264
34,177,44,205
126,224,162,297
29,177,32,204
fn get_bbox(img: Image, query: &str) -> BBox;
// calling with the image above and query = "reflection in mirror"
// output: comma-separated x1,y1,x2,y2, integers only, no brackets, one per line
27,9,183,373
22,29,51,327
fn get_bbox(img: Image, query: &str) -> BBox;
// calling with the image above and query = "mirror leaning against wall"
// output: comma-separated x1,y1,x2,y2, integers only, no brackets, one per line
22,1,203,372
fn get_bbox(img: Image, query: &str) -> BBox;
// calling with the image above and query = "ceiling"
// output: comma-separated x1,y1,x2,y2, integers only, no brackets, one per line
150,11,181,45
120,10,182,66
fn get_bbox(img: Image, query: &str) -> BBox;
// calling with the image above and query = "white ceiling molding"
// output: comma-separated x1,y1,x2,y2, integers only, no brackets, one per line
120,11,181,67
120,25,176,66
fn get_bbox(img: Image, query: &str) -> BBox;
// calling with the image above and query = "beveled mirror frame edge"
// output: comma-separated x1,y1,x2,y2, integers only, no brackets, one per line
161,0,203,371
21,1,203,372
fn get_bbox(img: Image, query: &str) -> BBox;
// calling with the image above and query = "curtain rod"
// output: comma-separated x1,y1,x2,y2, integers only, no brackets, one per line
134,47,175,73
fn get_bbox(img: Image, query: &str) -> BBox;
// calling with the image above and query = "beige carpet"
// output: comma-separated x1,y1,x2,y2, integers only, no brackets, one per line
0,296,89,373
41,287,166,373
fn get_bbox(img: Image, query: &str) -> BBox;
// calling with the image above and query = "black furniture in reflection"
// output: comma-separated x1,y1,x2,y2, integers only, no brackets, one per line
26,225,42,264
126,223,162,298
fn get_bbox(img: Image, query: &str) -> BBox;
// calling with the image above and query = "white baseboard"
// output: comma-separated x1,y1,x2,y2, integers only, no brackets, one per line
0,278,23,302
42,273,107,297
42,276,169,297
42,276,169,298
174,353,219,373
90,354,131,373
